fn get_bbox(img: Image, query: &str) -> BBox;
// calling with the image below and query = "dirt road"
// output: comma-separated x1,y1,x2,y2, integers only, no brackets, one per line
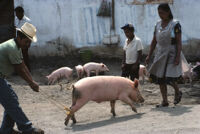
0,58,200,134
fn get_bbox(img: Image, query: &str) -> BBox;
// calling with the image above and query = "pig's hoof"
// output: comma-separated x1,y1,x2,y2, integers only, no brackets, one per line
112,113,116,117
132,108,137,113
111,110,116,117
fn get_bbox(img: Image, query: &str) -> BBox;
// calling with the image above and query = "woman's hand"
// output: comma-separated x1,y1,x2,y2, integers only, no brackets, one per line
174,56,180,65
145,55,150,65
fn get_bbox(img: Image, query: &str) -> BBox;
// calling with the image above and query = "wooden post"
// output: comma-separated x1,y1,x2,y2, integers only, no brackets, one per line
111,0,115,30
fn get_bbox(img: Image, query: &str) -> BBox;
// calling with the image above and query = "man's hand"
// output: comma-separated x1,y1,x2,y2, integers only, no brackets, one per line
29,81,39,92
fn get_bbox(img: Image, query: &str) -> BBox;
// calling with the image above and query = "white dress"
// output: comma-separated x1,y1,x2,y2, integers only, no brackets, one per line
148,19,189,82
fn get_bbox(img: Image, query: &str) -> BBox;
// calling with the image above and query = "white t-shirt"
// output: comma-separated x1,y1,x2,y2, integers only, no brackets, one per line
15,15,31,28
123,35,143,64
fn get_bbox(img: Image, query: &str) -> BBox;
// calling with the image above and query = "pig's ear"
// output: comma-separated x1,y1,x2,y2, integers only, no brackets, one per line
134,79,139,88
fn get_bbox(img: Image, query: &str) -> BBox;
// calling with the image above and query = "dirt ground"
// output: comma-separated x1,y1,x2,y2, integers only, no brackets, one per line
0,56,200,134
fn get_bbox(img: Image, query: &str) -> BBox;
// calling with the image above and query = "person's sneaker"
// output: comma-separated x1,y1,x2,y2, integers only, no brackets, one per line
22,128,44,134
12,129,22,134
31,128,44,134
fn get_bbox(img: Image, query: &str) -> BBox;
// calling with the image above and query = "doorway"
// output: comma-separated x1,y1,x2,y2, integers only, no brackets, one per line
0,0,14,43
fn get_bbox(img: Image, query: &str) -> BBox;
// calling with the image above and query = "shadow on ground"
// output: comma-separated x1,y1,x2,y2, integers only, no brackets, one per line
151,105,193,116
66,113,145,132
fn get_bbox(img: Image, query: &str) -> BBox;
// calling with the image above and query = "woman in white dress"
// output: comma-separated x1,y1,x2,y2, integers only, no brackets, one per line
146,3,185,107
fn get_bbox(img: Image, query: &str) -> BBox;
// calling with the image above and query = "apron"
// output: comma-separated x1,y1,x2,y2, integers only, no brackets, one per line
148,20,189,78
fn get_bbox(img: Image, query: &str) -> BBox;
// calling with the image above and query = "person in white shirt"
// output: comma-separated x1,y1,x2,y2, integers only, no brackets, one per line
15,6,31,29
121,23,144,81
15,6,31,72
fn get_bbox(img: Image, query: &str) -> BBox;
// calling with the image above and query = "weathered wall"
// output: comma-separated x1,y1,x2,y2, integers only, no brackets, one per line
15,0,200,57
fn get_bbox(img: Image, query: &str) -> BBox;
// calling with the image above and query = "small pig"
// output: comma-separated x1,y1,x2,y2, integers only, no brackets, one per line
182,63,195,87
46,67,73,85
83,62,109,77
75,65,84,79
196,62,200,66
64,76,144,126
139,65,148,84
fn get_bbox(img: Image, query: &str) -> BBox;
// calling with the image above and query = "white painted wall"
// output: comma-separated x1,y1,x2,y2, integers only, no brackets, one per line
15,0,200,56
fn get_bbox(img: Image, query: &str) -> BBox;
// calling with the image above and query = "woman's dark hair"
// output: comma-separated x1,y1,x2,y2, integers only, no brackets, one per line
158,3,173,19
17,31,28,40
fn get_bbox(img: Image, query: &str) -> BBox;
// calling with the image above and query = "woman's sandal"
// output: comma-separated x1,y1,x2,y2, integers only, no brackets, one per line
156,102,169,108
174,91,182,105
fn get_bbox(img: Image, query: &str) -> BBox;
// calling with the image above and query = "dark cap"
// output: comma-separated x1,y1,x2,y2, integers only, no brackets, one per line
121,23,134,30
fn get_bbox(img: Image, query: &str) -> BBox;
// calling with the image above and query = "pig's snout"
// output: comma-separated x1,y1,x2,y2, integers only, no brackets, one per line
137,94,145,103
105,66,109,72
140,97,145,103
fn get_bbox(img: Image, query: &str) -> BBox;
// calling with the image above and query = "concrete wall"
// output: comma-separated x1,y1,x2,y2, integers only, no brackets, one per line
15,0,200,57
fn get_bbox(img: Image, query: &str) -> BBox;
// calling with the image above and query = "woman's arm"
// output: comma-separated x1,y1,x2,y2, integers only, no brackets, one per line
174,23,182,65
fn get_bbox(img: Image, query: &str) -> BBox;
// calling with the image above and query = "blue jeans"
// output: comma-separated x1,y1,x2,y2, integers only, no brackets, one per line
0,78,33,134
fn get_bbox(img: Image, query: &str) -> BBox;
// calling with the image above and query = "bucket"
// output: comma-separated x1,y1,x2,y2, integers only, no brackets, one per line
79,49,92,62
102,34,120,45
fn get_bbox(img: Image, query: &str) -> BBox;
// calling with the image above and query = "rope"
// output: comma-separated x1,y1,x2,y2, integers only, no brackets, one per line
21,86,71,114
39,90,71,112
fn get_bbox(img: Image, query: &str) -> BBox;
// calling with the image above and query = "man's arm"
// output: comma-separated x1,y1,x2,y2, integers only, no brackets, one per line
135,50,142,65
23,60,32,76
122,50,126,64
14,61,39,92
121,50,126,70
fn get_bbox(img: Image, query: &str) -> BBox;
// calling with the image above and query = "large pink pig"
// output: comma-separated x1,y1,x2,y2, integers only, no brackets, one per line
46,67,73,85
75,65,84,79
64,76,144,126
83,62,109,77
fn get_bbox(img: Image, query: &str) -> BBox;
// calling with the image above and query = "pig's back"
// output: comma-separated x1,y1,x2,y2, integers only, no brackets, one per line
74,76,133,101
53,67,71,73
83,62,99,68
